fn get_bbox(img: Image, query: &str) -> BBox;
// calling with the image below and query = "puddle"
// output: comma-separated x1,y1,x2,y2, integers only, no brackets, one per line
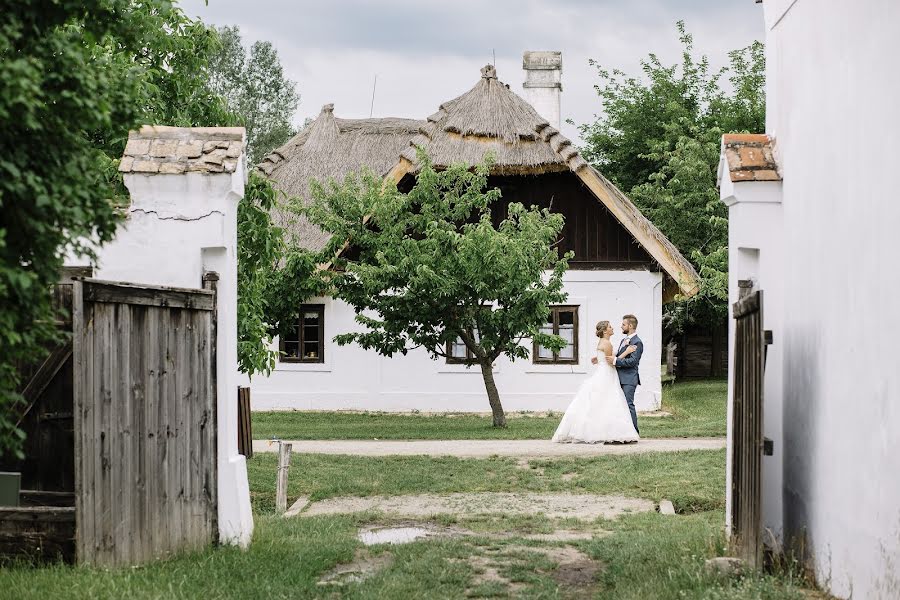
358,526,432,546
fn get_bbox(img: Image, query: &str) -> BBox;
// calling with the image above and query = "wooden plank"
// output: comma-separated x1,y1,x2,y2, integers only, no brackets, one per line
82,280,215,311
19,342,73,409
129,305,146,565
733,290,760,318
143,305,160,564
0,506,76,564
20,490,76,507
116,302,132,566
99,303,115,565
168,308,183,554
157,307,172,559
58,266,93,283
72,281,89,563
275,443,293,514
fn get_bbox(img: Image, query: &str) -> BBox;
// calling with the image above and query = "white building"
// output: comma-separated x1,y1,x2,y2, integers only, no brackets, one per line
253,56,699,415
719,1,900,597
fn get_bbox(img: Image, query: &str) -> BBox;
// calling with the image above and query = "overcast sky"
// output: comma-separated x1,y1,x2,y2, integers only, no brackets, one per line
179,0,764,142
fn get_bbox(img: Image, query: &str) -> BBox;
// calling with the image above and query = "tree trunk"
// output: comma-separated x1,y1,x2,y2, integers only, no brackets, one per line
479,359,506,427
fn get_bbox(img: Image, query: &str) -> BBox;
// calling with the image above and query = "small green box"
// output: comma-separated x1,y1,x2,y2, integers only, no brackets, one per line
0,472,21,507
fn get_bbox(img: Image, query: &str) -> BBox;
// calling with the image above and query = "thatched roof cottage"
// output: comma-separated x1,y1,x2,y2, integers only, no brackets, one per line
251,55,698,413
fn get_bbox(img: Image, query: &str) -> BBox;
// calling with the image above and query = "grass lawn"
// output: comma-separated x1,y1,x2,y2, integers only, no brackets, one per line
246,449,728,515
2,447,823,599
252,378,727,441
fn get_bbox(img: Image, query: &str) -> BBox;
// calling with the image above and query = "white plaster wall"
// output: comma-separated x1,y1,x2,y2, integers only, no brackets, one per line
761,1,900,596
251,269,664,415
720,178,785,541
65,168,254,548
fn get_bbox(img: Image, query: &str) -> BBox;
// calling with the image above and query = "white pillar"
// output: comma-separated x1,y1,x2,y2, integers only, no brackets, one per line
76,126,255,547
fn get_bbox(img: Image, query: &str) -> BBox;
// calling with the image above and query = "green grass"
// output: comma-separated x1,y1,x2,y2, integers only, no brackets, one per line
1,512,818,599
252,378,727,441
3,446,824,599
247,449,728,515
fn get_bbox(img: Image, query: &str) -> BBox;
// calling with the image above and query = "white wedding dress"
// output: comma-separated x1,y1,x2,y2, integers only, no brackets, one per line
552,348,640,443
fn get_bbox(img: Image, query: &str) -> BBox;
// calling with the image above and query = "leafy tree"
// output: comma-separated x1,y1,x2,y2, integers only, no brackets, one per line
0,0,290,458
207,26,300,166
578,22,765,331
299,156,572,427
0,0,235,459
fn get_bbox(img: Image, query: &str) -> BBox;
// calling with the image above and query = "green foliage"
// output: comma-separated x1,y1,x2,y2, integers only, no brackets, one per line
236,173,287,376
301,154,572,424
579,22,765,331
0,0,224,459
207,26,300,165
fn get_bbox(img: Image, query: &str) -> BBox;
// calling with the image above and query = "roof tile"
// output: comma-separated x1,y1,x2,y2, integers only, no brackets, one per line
119,126,245,175
721,134,781,183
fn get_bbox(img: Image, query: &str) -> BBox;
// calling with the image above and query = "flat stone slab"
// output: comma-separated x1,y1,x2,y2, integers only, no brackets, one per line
299,492,655,520
253,437,725,458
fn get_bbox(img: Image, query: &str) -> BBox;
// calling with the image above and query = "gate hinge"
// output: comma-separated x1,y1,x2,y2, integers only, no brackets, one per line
763,437,774,456
764,330,773,345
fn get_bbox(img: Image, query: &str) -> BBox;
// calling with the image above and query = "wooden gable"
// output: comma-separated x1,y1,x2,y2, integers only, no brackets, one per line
488,172,655,270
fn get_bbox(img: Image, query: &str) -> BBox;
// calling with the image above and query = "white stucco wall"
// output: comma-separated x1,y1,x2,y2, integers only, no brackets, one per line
719,176,785,541
65,162,254,548
726,1,900,597
251,269,664,415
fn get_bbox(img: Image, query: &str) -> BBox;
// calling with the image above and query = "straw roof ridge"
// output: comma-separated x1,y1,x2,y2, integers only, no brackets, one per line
257,103,424,250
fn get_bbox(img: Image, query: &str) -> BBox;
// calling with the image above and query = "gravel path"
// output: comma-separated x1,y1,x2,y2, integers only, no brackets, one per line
252,437,725,458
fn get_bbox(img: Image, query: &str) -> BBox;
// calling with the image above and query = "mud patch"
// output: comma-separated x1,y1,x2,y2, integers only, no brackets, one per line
302,492,654,520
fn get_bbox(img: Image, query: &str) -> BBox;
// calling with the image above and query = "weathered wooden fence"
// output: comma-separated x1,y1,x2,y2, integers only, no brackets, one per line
730,287,765,568
72,277,218,567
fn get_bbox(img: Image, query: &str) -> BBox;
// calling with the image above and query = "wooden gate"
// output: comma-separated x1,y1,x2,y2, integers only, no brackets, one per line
730,288,765,568
72,278,218,567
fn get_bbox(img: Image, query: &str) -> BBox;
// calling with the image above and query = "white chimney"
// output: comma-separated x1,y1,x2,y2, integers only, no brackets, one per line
522,51,562,129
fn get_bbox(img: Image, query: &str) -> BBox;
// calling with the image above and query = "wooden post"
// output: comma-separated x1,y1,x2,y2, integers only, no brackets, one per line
275,442,292,515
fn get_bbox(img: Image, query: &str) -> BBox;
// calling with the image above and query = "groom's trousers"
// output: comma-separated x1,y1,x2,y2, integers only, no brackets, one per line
621,384,639,433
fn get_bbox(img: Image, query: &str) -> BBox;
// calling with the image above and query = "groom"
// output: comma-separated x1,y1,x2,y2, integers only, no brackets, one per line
606,314,642,434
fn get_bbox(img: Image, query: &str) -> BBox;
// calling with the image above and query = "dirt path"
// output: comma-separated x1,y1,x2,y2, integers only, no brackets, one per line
252,437,725,458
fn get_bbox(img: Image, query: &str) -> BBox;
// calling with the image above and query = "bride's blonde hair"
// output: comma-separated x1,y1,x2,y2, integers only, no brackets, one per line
596,320,610,338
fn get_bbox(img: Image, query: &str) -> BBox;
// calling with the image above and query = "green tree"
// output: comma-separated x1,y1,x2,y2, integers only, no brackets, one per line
207,26,300,166
0,0,234,458
578,22,765,330
299,156,571,427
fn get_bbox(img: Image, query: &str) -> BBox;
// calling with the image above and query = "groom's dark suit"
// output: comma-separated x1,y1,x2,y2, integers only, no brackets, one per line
615,335,642,433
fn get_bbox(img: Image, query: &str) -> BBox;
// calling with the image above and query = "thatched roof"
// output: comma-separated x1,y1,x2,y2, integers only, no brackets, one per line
257,104,422,250
257,66,700,298
399,64,585,175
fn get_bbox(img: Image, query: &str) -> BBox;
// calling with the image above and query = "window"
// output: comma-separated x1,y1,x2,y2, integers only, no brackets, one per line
279,304,325,363
447,327,484,364
446,336,475,364
533,305,578,364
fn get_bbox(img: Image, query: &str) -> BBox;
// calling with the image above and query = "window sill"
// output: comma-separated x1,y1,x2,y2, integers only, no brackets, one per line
275,361,332,373
525,363,588,374
437,362,499,374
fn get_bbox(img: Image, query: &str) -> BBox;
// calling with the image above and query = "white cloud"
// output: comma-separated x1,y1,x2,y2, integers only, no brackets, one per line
179,0,764,142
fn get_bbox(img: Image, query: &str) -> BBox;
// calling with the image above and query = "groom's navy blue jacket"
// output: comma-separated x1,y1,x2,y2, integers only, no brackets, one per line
615,335,643,386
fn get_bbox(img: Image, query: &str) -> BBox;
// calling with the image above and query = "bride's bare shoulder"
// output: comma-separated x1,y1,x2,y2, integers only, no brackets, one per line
597,338,613,354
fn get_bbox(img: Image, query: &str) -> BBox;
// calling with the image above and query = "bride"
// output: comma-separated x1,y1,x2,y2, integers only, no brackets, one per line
552,320,640,444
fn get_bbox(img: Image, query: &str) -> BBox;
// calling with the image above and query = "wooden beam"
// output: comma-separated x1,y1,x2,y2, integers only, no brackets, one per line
82,279,215,311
